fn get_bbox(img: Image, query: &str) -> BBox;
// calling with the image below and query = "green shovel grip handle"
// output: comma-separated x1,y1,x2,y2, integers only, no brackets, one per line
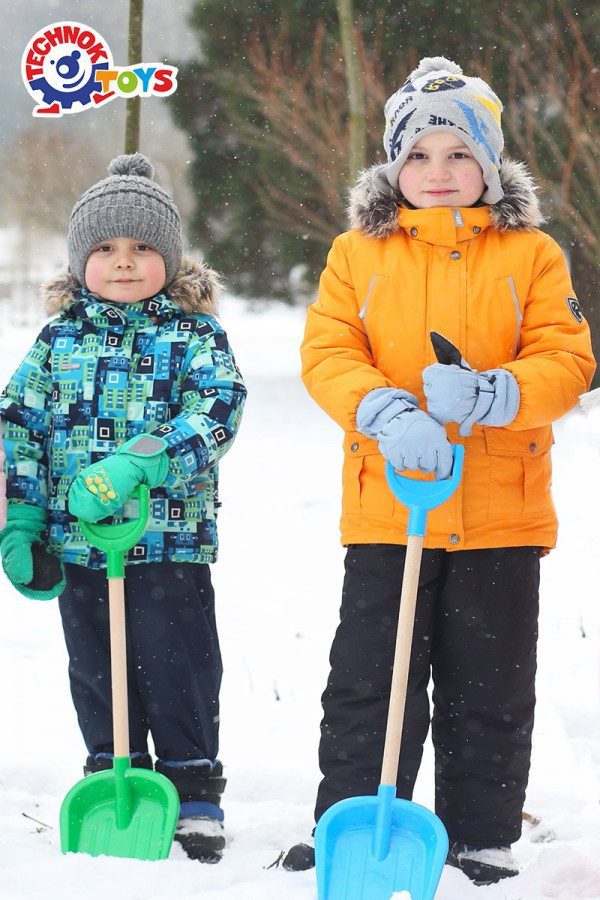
78,485,150,578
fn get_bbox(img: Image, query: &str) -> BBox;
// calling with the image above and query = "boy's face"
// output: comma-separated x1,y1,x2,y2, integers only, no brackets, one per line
398,131,485,208
84,237,167,303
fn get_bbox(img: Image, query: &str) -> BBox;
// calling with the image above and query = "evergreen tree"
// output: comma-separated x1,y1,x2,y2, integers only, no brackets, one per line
170,1,337,299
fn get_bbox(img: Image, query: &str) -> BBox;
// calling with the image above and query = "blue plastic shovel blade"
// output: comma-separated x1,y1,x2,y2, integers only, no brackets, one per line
315,786,448,900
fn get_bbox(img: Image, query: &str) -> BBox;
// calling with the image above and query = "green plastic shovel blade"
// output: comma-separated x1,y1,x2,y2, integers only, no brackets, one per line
315,786,448,899
60,757,179,860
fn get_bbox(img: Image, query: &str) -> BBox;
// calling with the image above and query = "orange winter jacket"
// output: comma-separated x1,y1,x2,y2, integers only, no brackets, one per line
301,160,595,551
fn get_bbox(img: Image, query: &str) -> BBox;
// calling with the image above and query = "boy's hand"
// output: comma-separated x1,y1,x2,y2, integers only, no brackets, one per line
0,505,65,600
423,363,520,436
356,387,453,479
68,434,169,522
377,407,453,479
423,334,520,436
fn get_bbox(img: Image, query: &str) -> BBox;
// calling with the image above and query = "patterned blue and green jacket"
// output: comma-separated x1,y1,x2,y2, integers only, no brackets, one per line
0,257,246,568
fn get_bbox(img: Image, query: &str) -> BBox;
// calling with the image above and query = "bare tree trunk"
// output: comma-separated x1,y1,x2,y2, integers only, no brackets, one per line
125,0,144,154
336,0,366,182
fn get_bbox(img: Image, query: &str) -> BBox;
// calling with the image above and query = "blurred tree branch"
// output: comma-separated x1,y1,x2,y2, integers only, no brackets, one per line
492,5,599,267
211,16,387,247
0,127,108,234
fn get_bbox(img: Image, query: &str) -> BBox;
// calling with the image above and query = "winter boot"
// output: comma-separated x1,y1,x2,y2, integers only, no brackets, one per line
446,842,519,885
173,814,225,863
282,840,315,871
83,752,153,776
156,759,227,863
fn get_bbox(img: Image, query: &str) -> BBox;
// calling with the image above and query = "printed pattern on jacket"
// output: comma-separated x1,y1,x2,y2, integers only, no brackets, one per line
1,282,246,568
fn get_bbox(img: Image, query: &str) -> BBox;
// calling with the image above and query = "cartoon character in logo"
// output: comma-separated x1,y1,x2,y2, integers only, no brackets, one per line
22,22,113,116
29,49,110,114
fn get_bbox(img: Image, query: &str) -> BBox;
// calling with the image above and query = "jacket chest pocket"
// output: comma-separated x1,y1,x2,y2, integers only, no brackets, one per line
358,275,391,360
485,428,554,519
467,277,523,369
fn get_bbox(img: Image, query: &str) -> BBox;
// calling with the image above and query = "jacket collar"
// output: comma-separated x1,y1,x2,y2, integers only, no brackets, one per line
398,206,491,247
66,290,181,327
42,254,222,318
348,157,544,239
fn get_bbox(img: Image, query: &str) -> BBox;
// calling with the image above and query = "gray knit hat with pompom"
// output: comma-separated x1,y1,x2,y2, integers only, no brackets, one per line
378,56,504,204
68,153,182,288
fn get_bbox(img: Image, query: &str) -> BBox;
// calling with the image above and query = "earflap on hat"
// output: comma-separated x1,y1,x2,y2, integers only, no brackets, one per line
378,56,504,204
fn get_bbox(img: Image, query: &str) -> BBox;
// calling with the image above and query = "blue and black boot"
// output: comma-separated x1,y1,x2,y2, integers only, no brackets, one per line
156,759,227,863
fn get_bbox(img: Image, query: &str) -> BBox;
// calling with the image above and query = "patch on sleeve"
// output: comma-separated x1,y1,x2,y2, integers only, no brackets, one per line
566,296,584,323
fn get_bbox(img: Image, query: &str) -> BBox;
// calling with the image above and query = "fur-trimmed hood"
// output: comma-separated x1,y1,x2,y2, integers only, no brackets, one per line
348,158,544,238
41,254,222,317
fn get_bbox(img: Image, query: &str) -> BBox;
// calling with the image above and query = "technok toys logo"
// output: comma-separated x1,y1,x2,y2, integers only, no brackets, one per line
22,22,177,117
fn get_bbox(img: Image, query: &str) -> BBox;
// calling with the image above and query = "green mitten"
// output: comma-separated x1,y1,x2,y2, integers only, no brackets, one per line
68,434,169,523
0,504,66,601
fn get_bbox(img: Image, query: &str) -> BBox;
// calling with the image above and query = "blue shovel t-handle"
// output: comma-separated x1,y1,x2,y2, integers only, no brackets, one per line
385,444,465,536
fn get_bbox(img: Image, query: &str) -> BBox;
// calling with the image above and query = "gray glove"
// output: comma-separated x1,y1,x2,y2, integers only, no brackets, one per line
423,332,520,436
356,387,453,479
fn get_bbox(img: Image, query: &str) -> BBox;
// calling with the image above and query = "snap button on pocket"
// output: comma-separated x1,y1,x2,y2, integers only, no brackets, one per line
529,442,538,453
472,226,481,234
351,442,359,452
449,533,461,544
410,227,418,237
450,251,461,260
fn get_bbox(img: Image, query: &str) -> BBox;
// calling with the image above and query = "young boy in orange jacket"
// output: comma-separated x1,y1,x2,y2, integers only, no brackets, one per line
284,57,595,885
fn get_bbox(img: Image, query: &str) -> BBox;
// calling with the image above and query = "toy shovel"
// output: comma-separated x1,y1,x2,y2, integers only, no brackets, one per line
60,485,179,859
315,446,465,899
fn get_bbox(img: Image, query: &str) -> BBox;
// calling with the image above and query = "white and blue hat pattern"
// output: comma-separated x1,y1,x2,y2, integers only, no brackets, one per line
379,56,504,204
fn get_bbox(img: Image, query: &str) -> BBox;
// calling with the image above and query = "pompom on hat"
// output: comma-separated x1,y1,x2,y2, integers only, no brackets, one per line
378,56,505,204
67,153,182,288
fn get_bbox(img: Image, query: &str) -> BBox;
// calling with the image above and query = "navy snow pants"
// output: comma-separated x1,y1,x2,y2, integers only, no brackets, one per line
315,544,540,847
58,561,222,764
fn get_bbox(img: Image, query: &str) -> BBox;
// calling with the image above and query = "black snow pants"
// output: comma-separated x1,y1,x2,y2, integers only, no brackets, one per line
58,561,222,764
315,544,540,847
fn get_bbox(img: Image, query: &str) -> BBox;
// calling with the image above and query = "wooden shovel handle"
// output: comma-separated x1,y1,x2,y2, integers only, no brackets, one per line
79,487,150,761
380,533,424,787
108,576,129,758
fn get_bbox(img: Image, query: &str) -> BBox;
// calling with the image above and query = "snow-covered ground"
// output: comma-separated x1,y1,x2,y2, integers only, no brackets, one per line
1,297,599,899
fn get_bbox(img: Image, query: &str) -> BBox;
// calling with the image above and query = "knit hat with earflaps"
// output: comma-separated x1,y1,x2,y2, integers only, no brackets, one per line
67,153,182,288
378,56,504,204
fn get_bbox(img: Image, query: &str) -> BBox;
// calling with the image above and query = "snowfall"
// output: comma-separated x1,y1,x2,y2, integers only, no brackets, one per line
1,295,599,899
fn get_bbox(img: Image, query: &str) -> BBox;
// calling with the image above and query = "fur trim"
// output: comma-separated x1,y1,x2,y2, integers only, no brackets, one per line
488,159,544,232
42,270,80,316
167,256,221,315
42,254,221,317
348,158,544,238
348,165,403,239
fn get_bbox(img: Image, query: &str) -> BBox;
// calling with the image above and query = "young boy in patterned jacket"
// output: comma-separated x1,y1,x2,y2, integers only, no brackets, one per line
0,154,246,862
283,57,595,885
